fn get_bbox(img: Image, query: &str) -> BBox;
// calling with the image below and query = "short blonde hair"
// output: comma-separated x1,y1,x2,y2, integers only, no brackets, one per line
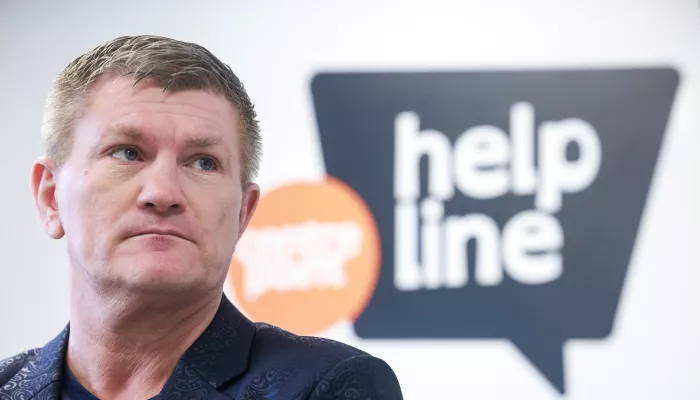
41,35,261,184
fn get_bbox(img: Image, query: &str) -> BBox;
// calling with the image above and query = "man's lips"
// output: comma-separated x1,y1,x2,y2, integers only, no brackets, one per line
126,227,194,243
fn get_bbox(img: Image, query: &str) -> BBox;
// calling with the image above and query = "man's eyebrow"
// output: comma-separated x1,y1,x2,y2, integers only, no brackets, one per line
185,136,223,148
101,125,224,148
92,124,230,160
89,124,145,155
104,124,148,143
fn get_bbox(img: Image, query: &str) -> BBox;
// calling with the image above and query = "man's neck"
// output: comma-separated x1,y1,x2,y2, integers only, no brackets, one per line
66,282,221,400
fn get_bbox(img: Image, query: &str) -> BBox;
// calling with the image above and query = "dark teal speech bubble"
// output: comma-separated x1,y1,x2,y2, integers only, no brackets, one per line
311,68,678,394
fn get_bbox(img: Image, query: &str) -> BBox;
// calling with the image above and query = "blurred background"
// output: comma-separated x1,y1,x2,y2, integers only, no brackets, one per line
1,0,699,398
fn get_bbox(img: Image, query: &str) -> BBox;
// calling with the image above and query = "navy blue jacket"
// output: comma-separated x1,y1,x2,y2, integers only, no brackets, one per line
0,295,403,399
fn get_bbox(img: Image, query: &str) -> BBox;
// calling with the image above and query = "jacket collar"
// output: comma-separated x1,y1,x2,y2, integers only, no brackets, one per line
177,294,256,388
8,294,255,399
2,324,69,399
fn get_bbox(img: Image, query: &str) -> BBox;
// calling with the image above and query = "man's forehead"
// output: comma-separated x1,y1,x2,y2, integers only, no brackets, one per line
88,74,240,124
83,76,242,144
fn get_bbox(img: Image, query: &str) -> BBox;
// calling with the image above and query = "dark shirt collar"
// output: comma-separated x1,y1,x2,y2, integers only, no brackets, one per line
63,364,100,400
12,294,255,399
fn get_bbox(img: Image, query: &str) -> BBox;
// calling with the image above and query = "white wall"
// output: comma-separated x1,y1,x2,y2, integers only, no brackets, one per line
1,0,698,398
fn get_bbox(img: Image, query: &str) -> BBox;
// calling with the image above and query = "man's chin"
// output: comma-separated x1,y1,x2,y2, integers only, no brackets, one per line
126,275,198,293
104,260,207,294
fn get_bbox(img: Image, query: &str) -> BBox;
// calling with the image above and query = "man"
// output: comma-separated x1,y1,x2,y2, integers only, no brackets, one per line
0,35,403,400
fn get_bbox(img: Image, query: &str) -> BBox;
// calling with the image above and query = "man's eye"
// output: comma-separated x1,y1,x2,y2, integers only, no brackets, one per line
111,148,139,161
192,157,217,171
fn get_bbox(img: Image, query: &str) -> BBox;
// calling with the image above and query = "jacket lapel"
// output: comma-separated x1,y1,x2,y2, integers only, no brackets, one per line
158,294,255,398
3,294,253,400
2,326,68,399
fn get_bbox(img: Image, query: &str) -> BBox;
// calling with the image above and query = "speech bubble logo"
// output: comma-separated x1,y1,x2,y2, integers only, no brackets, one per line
311,68,678,394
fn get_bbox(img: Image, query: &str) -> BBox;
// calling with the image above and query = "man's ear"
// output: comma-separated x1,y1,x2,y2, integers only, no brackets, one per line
31,157,64,239
237,182,260,241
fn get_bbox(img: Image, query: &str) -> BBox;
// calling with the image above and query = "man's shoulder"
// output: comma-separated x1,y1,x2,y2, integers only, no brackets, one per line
237,322,403,399
250,322,368,361
0,348,41,383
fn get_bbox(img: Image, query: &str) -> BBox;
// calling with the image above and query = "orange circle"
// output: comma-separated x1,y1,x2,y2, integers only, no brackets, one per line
228,176,380,335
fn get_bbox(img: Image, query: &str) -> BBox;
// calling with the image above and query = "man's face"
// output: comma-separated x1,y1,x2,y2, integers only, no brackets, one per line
42,76,258,294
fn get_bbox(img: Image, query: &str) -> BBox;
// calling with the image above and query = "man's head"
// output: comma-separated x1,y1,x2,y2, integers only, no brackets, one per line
42,35,261,185
31,35,261,295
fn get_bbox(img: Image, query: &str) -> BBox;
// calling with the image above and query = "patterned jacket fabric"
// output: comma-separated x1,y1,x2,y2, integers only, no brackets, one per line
0,295,403,399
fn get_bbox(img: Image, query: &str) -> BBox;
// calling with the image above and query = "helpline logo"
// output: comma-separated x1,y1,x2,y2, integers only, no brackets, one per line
307,68,679,394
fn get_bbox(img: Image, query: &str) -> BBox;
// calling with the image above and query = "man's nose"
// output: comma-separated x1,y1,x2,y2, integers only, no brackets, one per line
136,158,187,215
